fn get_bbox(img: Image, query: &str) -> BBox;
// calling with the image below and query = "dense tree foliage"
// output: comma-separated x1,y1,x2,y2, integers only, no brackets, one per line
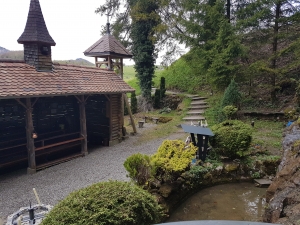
96,0,300,104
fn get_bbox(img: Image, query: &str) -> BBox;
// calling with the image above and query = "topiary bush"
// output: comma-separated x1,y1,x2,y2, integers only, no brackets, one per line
151,140,198,181
223,105,238,120
153,89,161,109
131,91,137,114
41,181,163,225
124,153,151,186
221,79,242,108
160,77,166,99
210,120,253,158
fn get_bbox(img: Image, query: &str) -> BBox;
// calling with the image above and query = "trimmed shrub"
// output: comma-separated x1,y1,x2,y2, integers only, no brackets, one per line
151,140,198,181
131,91,137,114
153,89,161,109
124,99,129,115
210,120,253,158
41,181,163,225
160,77,166,99
223,105,238,120
221,79,242,108
124,153,151,186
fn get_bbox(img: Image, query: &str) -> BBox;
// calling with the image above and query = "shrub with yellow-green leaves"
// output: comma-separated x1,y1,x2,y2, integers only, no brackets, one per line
151,140,198,181
124,153,151,186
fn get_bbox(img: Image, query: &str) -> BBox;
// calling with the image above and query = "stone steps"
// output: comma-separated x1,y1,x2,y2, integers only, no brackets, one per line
188,105,209,110
186,110,205,115
183,94,209,122
190,100,207,105
182,115,206,121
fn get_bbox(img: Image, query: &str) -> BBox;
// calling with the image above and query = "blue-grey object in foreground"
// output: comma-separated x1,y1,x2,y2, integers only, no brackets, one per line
181,124,214,136
156,220,280,225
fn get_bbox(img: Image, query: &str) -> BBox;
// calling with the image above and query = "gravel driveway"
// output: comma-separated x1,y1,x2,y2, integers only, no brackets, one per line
0,123,186,224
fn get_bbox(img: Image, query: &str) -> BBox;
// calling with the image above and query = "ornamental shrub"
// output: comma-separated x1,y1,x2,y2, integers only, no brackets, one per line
154,89,161,109
124,153,151,186
223,105,238,120
151,140,198,181
221,79,242,108
210,120,253,158
131,91,137,114
41,181,163,225
160,77,166,99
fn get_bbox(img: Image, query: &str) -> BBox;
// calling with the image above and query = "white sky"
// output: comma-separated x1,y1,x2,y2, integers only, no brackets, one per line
0,0,136,65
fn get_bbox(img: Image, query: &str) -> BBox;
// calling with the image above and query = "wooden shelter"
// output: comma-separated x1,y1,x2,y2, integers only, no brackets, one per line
83,16,133,79
0,0,134,174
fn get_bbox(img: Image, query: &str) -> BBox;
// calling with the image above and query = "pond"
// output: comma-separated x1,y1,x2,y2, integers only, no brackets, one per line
166,182,267,222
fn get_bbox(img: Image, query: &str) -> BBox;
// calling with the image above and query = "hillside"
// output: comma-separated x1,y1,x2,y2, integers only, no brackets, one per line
54,58,94,67
0,46,9,54
0,49,23,60
0,49,94,67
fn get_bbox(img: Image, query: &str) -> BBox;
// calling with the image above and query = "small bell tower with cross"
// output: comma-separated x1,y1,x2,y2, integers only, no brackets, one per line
83,12,132,79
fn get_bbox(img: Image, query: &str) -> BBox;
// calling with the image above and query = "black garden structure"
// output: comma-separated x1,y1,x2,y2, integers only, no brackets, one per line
181,124,214,162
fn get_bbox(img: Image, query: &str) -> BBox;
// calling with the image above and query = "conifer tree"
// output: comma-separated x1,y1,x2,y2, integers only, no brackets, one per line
131,91,137,114
221,79,242,108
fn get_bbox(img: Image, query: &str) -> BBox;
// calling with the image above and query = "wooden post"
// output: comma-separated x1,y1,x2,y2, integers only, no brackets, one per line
25,98,36,174
79,95,88,155
123,94,137,133
120,58,123,79
108,56,112,70
94,57,98,68
119,58,125,136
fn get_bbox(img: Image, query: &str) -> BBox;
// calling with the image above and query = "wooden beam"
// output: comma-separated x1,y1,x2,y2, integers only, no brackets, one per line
104,94,110,101
109,95,113,143
74,95,82,103
15,98,27,109
108,56,112,70
78,95,88,155
32,97,39,107
25,98,36,174
120,58,123,79
123,94,137,133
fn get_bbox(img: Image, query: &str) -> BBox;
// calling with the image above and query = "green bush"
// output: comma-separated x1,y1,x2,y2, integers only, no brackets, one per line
41,181,163,225
153,89,161,109
151,140,198,181
210,120,253,158
131,91,137,114
223,105,238,120
221,79,242,108
160,77,166,99
124,153,151,186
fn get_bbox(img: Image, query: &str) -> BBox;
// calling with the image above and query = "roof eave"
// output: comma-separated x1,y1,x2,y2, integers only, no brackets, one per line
0,89,135,100
84,51,133,59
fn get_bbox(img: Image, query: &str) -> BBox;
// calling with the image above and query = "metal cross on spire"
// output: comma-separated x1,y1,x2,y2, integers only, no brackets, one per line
105,12,111,34
105,12,111,23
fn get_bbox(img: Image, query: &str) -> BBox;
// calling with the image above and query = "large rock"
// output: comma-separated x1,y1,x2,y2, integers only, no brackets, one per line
263,122,300,224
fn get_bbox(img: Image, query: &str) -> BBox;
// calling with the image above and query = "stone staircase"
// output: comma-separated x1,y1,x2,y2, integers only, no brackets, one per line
183,95,208,123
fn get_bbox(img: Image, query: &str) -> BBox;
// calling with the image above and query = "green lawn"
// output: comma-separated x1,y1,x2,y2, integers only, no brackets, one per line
123,65,165,96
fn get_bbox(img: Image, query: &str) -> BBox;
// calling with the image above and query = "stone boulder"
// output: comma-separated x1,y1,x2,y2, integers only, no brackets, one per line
263,122,300,224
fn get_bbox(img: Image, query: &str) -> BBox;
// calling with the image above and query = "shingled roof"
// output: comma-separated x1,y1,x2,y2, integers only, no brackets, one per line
17,0,56,46
84,34,132,58
0,60,134,99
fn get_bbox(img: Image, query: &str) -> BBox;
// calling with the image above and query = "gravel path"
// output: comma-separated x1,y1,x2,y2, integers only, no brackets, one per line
0,123,186,223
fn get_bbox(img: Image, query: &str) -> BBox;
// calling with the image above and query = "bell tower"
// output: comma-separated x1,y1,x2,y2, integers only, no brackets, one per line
18,0,56,72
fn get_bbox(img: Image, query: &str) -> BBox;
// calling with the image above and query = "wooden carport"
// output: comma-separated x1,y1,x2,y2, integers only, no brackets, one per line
0,61,134,173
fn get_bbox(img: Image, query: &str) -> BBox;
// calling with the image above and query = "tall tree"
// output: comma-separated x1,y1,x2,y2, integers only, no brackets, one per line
168,0,244,90
237,0,300,102
96,0,160,110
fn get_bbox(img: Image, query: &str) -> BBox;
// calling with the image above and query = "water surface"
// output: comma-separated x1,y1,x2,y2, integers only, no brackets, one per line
167,182,266,222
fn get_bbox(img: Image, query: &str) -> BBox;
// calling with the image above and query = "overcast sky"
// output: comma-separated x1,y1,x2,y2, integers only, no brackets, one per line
0,0,137,65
